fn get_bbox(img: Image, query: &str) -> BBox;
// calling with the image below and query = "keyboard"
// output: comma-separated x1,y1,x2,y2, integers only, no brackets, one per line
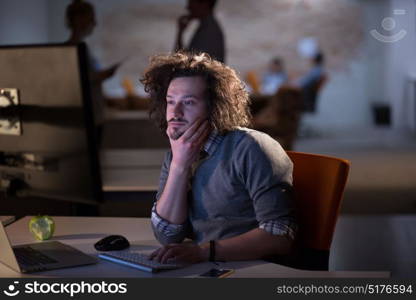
98,251,184,273
13,246,58,266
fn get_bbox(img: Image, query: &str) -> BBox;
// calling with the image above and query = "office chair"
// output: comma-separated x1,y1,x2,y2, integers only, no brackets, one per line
252,86,303,150
286,151,350,270
272,86,303,150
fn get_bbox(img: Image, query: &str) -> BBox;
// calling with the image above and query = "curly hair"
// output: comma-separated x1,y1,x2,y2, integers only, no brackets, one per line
141,52,251,134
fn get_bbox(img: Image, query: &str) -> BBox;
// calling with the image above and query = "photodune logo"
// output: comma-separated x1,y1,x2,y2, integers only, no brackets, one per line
3,281,20,297
370,9,407,43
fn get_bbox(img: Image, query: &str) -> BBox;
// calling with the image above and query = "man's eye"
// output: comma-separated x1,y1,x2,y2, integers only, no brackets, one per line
167,100,174,105
184,100,194,105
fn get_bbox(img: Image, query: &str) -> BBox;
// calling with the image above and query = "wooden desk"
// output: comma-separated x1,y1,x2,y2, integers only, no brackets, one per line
0,216,389,278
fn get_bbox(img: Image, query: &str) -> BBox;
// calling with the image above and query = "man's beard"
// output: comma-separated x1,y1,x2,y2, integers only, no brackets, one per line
170,128,185,140
168,117,188,140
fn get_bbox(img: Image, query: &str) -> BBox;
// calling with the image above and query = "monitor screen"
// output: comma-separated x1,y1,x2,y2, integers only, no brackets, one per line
0,43,102,208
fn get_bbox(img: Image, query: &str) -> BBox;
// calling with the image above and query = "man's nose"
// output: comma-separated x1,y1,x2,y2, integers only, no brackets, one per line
173,103,183,117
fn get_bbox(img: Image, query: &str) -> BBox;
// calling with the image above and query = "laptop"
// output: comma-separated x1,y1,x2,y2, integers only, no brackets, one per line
0,222,97,273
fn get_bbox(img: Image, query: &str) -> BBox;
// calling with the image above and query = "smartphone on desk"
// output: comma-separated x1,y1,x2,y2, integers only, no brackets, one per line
199,268,234,278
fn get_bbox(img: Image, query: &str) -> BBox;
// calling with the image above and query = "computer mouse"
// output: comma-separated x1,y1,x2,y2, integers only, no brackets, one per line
94,235,130,251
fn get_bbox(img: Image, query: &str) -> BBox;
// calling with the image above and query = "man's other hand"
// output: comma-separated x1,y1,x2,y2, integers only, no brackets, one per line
149,243,209,265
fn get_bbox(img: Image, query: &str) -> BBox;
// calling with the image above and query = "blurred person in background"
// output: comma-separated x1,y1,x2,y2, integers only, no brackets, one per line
65,0,122,145
174,0,225,62
294,52,326,113
260,57,288,96
65,0,120,84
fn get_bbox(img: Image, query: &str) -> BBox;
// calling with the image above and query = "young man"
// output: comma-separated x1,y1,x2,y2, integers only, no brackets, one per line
174,0,225,62
141,52,297,264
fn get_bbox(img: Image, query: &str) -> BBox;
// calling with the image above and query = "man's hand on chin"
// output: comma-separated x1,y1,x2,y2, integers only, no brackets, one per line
167,119,210,170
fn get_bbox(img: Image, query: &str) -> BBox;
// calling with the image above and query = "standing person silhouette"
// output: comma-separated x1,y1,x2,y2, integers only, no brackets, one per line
174,0,225,63
65,0,121,145
65,0,120,84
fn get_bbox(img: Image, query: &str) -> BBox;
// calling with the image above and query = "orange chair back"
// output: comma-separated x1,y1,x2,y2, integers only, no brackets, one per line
245,70,261,94
286,151,350,251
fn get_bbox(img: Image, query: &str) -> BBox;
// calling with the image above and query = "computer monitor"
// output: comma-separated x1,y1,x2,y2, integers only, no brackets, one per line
0,43,102,214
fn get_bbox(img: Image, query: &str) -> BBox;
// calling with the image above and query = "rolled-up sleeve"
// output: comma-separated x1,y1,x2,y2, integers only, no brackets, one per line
151,151,191,245
236,133,298,240
259,219,297,240
150,203,190,244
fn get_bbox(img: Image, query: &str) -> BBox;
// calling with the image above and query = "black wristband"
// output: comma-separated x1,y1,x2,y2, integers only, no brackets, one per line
209,240,216,262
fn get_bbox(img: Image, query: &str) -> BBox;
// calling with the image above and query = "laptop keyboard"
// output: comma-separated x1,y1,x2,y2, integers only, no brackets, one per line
98,251,183,273
14,246,58,266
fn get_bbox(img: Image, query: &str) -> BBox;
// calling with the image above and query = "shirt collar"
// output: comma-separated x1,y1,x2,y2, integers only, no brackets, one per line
202,129,224,156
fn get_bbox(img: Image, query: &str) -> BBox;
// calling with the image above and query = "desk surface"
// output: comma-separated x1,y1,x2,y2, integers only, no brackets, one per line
1,216,389,278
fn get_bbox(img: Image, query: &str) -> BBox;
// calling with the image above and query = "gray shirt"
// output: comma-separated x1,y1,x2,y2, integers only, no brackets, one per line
152,128,297,245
